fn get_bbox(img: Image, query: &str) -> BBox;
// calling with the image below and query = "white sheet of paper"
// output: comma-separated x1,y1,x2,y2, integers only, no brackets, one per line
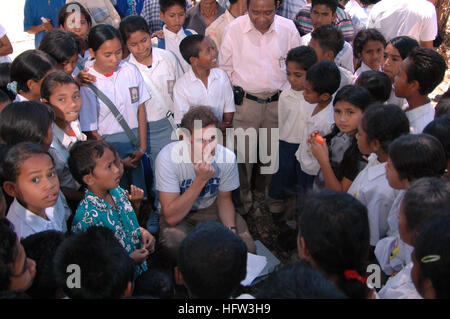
240,252,268,286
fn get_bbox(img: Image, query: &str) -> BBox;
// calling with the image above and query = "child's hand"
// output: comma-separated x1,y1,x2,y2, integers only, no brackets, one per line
77,68,96,84
140,227,156,254
194,162,215,183
129,248,149,264
151,30,164,39
308,131,329,164
127,185,144,212
129,149,144,166
122,156,138,169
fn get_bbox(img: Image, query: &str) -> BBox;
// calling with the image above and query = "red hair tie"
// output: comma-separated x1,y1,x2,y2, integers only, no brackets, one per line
344,270,368,284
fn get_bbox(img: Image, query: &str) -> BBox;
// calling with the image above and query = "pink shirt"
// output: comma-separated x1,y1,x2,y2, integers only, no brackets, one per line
219,14,301,94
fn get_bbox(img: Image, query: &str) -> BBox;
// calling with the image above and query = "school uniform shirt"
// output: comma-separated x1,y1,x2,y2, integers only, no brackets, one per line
155,142,239,210
6,192,71,239
301,32,355,74
127,48,183,122
375,234,414,276
49,121,86,189
295,102,334,175
338,66,355,90
278,88,313,144
367,0,437,43
354,61,373,80
205,9,236,51
13,94,29,102
219,14,301,94
348,153,400,246
71,187,147,275
151,25,197,74
387,189,406,237
405,102,435,134
79,60,150,136
172,68,235,124
378,262,422,299
345,0,372,32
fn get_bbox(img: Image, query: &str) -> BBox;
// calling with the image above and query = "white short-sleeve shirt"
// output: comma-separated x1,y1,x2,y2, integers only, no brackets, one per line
6,192,71,239
367,0,437,43
127,48,183,122
79,60,150,136
278,88,314,144
0,24,11,63
378,262,423,299
375,234,414,276
348,153,400,246
173,68,235,124
295,102,334,175
405,102,435,134
156,142,239,210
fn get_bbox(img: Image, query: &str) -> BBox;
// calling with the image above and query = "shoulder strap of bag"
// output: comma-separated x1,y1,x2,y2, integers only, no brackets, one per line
85,83,140,149
158,37,165,49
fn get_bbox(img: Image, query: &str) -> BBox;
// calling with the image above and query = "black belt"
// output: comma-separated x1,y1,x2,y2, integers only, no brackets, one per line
245,91,279,104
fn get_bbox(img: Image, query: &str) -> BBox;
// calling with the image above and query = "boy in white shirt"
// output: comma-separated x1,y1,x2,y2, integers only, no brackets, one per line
173,34,235,129
295,60,341,200
393,47,446,133
152,0,197,73
268,46,316,225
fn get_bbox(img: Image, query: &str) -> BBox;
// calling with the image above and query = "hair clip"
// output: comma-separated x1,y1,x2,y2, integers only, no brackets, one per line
6,81,18,95
420,255,441,264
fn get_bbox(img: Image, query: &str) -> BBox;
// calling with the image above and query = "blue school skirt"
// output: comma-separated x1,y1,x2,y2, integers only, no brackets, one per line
103,129,147,198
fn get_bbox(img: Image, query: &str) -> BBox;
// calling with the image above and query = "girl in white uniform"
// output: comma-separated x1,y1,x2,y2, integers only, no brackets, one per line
79,24,150,196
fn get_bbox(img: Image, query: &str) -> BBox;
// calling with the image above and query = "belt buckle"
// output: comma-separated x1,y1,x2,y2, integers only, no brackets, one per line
257,97,268,104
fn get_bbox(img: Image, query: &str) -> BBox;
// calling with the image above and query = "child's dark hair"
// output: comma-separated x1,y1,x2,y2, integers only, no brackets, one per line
40,70,80,102
68,140,117,187
58,2,92,29
179,34,205,65
0,142,54,184
38,29,80,66
311,0,338,13
133,268,174,299
0,101,55,146
53,226,135,299
423,114,450,161
333,84,373,111
387,36,419,60
298,189,371,299
415,217,450,299
356,70,391,103
0,90,10,108
10,50,55,94
434,89,450,118
180,106,219,135
0,218,18,291
388,134,446,182
177,221,247,298
88,24,122,52
402,178,450,245
360,103,410,153
353,28,386,59
256,261,347,299
119,15,151,43
311,24,345,58
286,45,317,71
159,0,187,13
0,63,15,101
305,60,341,96
21,230,66,299
405,47,446,95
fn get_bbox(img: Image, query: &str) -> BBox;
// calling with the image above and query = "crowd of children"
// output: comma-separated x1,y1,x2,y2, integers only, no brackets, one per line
0,0,448,299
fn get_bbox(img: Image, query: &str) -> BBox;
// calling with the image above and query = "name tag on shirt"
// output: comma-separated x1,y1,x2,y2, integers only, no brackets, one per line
129,87,139,103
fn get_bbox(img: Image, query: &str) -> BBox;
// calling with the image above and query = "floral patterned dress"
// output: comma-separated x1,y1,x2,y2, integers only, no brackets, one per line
71,187,147,275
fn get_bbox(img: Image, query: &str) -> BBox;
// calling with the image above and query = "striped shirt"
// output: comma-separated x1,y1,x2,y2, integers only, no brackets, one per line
294,4,355,43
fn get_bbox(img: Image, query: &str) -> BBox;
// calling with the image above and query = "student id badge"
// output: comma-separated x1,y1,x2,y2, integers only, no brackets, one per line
129,87,139,103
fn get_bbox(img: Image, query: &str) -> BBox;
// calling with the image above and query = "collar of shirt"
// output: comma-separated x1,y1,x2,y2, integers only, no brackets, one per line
10,198,57,233
51,121,85,150
284,87,304,99
163,25,187,40
405,102,433,123
85,59,125,79
187,67,219,84
243,14,278,35
367,153,386,181
128,49,162,71
85,187,124,212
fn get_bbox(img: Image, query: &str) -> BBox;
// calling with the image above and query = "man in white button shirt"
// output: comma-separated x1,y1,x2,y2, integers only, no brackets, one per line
219,0,301,215
367,0,438,48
